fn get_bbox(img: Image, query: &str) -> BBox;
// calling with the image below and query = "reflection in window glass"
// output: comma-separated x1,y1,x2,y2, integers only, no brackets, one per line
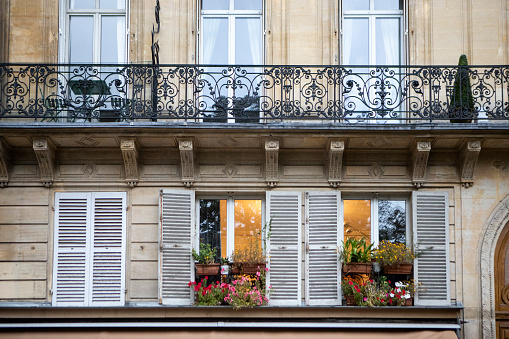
202,0,229,10
234,200,262,256
234,0,262,10
199,200,227,261
374,0,402,10
69,16,94,63
378,200,406,243
375,18,400,65
202,17,228,64
101,16,126,63
343,0,369,10
70,0,95,9
235,18,262,65
100,0,126,9
343,200,371,242
343,18,369,65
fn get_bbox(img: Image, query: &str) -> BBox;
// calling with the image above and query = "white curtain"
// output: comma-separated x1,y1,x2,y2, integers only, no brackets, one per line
343,19,353,65
246,18,261,65
379,18,399,65
203,18,221,64
116,16,126,63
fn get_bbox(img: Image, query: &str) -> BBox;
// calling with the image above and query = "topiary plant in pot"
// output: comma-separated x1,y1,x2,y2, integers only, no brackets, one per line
449,54,477,123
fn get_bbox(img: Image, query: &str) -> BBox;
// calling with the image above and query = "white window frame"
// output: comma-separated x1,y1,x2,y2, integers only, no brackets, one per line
195,195,266,259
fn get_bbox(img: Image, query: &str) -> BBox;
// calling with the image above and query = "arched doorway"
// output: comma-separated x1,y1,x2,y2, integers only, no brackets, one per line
495,222,509,338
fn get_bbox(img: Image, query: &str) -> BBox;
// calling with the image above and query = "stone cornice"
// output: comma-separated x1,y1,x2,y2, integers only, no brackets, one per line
120,138,140,188
33,138,56,188
328,139,345,188
265,139,279,188
459,139,482,188
411,140,432,188
178,139,195,188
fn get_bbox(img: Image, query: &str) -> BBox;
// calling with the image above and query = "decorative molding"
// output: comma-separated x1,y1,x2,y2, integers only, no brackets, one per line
0,138,11,188
412,140,431,188
367,137,392,148
493,161,508,171
368,164,384,178
328,140,345,188
33,138,56,188
223,163,238,178
265,139,279,187
76,137,100,147
179,139,195,187
480,195,509,339
120,138,140,187
218,136,239,148
459,140,482,188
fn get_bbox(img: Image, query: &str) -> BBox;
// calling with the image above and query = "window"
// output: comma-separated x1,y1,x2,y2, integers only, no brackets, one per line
199,0,263,122
52,192,126,306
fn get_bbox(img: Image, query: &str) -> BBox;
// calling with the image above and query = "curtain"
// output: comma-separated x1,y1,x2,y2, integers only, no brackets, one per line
246,18,261,65
379,18,399,65
203,18,221,64
116,16,126,63
343,19,353,65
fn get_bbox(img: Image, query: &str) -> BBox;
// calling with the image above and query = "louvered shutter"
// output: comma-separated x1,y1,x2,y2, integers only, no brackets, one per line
412,191,450,306
266,191,302,306
53,193,91,306
89,193,126,306
159,189,195,305
305,191,341,305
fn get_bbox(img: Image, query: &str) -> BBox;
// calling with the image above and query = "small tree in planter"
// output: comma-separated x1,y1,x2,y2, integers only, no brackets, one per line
449,54,476,123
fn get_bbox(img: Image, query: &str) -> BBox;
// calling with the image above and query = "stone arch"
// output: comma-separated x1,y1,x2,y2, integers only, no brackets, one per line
480,195,509,338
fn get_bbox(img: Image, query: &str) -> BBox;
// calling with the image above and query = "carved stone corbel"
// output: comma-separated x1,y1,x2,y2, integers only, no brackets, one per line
120,138,140,188
265,139,279,187
328,140,345,188
0,138,11,188
411,140,431,188
460,140,482,188
179,139,195,187
33,138,56,188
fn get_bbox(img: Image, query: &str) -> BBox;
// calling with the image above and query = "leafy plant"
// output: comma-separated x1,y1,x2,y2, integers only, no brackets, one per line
449,54,476,123
373,240,414,266
339,238,374,263
343,276,411,307
231,219,272,266
192,242,217,264
219,257,230,265
189,277,229,306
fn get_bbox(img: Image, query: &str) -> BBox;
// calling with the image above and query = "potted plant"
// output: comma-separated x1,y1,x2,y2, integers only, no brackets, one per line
373,240,414,274
192,243,220,276
219,257,230,275
339,237,374,275
342,278,362,306
231,219,271,275
449,54,477,123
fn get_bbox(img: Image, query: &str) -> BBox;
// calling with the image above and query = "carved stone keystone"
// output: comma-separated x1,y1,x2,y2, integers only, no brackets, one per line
460,140,482,188
179,139,195,187
328,140,345,188
0,138,11,188
120,138,140,187
265,139,279,187
33,138,56,188
412,140,431,188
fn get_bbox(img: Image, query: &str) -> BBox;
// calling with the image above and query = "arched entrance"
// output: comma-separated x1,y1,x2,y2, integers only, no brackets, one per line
495,221,509,337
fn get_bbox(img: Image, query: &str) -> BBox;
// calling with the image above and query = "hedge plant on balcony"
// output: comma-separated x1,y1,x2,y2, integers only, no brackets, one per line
449,54,476,123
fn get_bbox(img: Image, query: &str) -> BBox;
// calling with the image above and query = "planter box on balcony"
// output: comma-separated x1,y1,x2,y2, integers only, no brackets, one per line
242,263,266,275
342,262,372,275
383,263,413,275
345,295,357,306
195,263,220,276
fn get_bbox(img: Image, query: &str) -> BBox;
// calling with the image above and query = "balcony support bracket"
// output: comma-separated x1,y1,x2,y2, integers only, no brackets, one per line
328,140,345,188
0,138,11,188
33,138,56,188
265,140,279,188
460,140,482,188
179,139,195,188
120,138,140,188
412,140,432,188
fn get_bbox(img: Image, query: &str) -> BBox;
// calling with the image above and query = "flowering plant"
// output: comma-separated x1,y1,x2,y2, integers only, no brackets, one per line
341,278,364,296
372,240,414,266
189,277,229,306
343,276,411,307
339,237,374,263
192,242,217,264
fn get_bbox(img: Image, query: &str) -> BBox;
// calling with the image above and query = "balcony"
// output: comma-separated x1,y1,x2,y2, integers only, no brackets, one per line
0,64,508,124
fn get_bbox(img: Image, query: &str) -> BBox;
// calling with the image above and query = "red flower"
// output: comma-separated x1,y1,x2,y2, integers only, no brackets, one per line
348,281,353,286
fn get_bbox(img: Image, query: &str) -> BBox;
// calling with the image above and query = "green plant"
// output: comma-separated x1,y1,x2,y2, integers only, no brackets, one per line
219,257,230,265
192,243,217,264
373,240,414,266
449,54,476,123
231,219,272,266
189,277,229,306
339,238,374,263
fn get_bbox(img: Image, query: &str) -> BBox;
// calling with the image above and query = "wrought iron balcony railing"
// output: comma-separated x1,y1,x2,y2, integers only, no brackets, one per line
1,64,508,123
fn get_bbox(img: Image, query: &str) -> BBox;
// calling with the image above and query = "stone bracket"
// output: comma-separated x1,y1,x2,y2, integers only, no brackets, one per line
411,140,432,188
265,139,279,187
120,138,140,188
33,138,56,188
179,139,195,188
459,140,482,188
328,140,345,188
0,137,11,188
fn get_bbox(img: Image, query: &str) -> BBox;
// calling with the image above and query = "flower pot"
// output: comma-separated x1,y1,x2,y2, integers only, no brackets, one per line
220,264,230,275
383,263,413,275
342,262,372,275
345,294,357,306
195,263,220,276
243,263,266,275
404,297,413,306
231,265,241,275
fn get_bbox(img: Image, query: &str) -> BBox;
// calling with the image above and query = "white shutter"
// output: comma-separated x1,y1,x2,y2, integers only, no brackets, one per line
412,191,450,306
159,189,195,305
266,191,302,306
89,193,126,306
305,191,341,306
53,193,91,306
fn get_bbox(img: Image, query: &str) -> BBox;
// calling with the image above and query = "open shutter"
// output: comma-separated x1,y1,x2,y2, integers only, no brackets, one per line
89,193,126,306
266,191,302,306
159,189,195,305
412,191,450,306
53,193,91,306
305,191,341,305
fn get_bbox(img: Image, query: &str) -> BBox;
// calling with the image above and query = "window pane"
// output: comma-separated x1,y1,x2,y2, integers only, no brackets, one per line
69,16,93,63
234,0,262,10
202,17,228,64
344,200,371,243
101,16,126,63
374,0,402,10
100,0,126,9
69,0,95,9
202,0,229,10
343,0,369,11
199,199,227,261
378,200,406,243
343,18,369,65
234,200,262,259
375,18,400,65
235,18,261,64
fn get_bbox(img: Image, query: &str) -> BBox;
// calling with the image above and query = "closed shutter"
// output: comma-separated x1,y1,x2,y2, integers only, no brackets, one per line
53,193,91,306
412,191,450,306
159,189,195,305
266,191,302,306
305,191,341,305
90,193,126,306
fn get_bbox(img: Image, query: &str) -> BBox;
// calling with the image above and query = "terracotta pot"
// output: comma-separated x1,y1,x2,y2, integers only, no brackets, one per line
230,265,241,275
195,263,220,276
404,297,413,306
345,294,357,306
383,263,413,275
242,263,266,275
342,262,372,275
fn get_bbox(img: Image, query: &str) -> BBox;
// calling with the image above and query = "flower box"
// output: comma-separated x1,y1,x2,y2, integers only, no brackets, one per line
404,297,413,306
231,265,241,275
342,262,372,275
345,294,357,306
383,263,413,275
195,263,220,276
243,263,266,275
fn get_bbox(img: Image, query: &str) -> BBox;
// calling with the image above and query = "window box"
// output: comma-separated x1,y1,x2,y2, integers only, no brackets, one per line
242,263,266,275
342,262,372,275
195,263,220,276
345,294,357,306
383,263,413,275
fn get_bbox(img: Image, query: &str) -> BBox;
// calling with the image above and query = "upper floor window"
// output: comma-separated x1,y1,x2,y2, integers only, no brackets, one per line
62,0,127,63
